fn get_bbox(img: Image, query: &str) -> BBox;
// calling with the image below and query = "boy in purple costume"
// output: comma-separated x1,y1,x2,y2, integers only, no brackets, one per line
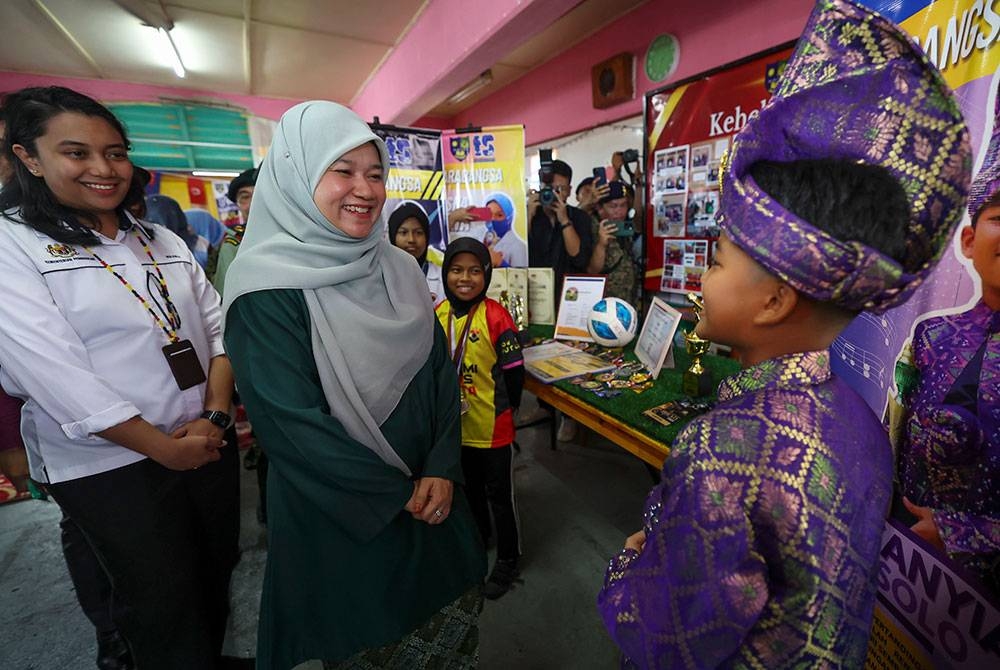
598,1,971,667
899,97,1000,598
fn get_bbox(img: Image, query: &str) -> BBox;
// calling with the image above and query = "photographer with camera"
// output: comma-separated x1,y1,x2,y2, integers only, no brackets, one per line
588,181,637,303
527,154,593,288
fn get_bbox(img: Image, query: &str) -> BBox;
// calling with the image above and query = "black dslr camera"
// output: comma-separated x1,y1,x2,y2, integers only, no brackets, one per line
538,148,556,207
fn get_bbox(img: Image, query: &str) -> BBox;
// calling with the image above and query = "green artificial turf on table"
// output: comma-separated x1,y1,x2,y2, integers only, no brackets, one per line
524,325,742,447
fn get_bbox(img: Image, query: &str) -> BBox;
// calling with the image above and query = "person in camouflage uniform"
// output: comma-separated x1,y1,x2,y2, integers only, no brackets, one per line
587,180,637,304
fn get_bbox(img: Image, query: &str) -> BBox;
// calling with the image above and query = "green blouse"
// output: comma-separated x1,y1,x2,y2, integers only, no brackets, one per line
225,289,486,669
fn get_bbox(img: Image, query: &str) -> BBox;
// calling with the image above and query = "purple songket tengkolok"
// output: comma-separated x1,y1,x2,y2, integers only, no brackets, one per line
719,0,970,314
598,0,972,667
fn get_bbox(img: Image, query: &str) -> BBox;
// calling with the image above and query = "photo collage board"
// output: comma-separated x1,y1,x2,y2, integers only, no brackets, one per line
651,137,730,294
643,45,794,296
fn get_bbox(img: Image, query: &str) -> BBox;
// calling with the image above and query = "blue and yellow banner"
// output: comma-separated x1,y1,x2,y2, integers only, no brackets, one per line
372,125,447,262
441,125,528,268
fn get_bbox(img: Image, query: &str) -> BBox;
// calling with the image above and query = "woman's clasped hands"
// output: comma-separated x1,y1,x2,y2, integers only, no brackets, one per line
405,477,453,525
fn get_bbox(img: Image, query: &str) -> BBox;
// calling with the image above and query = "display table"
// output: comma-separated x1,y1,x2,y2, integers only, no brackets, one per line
521,327,740,468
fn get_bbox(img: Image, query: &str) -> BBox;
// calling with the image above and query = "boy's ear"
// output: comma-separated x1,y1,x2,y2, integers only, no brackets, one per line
753,279,798,326
960,224,975,259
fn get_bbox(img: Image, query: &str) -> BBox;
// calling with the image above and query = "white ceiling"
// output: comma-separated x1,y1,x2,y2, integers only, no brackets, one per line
0,0,646,117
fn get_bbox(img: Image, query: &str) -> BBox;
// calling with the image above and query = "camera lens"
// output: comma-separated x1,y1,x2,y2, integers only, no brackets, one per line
540,186,555,206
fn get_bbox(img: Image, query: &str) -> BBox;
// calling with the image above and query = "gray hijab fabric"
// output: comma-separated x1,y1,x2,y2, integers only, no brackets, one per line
222,101,434,476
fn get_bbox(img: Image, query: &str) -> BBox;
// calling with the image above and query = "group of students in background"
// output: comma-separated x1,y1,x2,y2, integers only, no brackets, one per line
0,0,997,669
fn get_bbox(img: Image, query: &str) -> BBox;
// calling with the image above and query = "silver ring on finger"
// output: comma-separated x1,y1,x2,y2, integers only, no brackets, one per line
434,509,443,518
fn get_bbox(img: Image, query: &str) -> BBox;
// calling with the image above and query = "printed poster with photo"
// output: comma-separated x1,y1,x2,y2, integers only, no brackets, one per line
659,239,708,295
685,137,728,238
441,125,528,268
643,44,794,293
371,125,446,263
831,0,1000,417
652,145,689,238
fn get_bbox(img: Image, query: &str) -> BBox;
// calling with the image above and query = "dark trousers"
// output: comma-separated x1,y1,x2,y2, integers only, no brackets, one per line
47,431,240,670
461,444,520,562
60,512,119,634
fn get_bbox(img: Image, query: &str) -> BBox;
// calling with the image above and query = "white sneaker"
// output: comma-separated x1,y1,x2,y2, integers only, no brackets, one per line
516,406,553,427
557,416,579,442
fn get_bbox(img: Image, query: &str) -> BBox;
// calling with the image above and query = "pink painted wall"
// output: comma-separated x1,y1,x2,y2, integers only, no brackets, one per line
454,0,814,145
411,115,454,130
0,71,302,120
352,0,580,125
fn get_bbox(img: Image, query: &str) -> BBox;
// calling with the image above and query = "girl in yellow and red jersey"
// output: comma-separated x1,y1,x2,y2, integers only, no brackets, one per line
436,238,524,599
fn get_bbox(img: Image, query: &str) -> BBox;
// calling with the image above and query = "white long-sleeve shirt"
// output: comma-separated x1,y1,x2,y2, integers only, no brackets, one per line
0,212,224,483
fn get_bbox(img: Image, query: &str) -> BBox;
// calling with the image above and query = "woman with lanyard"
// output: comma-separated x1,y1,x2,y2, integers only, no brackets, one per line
0,87,241,669
222,100,485,669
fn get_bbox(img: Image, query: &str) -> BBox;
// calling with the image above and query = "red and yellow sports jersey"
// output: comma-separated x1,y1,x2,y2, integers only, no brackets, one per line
435,298,523,448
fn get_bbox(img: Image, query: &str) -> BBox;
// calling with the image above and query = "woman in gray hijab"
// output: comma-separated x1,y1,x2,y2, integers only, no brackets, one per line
222,101,485,669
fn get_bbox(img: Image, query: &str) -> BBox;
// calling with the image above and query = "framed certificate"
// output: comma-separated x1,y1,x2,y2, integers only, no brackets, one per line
554,275,606,341
527,267,556,325
486,268,510,303
634,297,683,379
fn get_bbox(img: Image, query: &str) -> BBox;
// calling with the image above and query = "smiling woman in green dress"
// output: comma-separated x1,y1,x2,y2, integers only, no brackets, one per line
222,101,485,669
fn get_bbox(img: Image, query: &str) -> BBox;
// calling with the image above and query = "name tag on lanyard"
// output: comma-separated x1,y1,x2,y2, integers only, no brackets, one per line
88,230,207,391
162,339,206,390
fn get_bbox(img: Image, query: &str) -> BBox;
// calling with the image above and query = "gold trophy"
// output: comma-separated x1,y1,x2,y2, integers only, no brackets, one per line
499,290,511,313
510,293,527,331
682,292,713,397
500,290,528,332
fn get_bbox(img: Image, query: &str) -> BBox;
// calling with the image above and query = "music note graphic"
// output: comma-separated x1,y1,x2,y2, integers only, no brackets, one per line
831,337,886,390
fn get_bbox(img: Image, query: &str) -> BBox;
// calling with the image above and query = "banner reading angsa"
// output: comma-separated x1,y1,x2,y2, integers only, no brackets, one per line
442,125,528,268
371,125,446,262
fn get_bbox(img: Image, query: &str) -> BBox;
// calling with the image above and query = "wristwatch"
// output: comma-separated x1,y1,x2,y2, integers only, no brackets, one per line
200,410,232,429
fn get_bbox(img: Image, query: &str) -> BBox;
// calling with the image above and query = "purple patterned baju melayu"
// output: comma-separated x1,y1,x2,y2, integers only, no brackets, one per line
899,301,1000,597
598,351,893,668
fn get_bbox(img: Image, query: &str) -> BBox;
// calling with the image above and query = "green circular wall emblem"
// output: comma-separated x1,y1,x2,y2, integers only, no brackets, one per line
645,34,679,82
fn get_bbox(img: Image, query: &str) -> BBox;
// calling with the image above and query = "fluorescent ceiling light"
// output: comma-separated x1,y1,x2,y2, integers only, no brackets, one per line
191,170,241,178
447,70,493,105
157,27,186,78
